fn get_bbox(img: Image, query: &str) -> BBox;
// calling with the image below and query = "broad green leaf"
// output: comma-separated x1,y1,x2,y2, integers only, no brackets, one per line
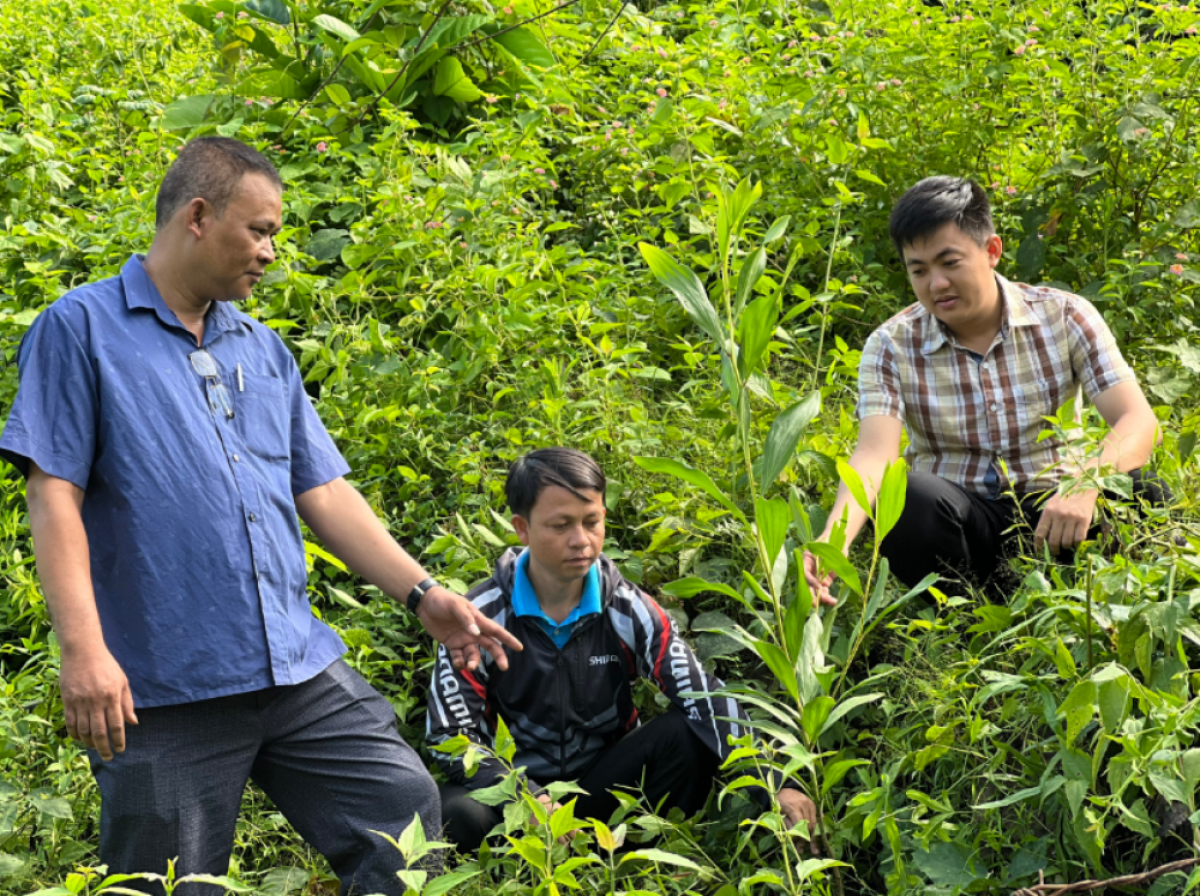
245,0,290,24
257,867,309,896
433,57,484,103
836,459,872,516
734,247,767,319
494,27,556,68
796,613,826,703
634,456,745,521
236,70,310,100
1059,680,1098,744
312,13,360,42
755,497,790,569
424,867,483,896
760,392,821,489
638,243,726,349
728,177,763,235
825,133,850,165
804,542,862,596
820,693,883,736
738,290,776,379
785,550,814,657
422,14,491,50
754,638,800,703
1098,676,1130,731
1054,638,1077,680
763,216,790,244
549,798,578,839
873,459,907,542
801,694,834,743
620,848,702,870
821,759,870,796
661,576,742,601
494,715,516,762
160,95,214,130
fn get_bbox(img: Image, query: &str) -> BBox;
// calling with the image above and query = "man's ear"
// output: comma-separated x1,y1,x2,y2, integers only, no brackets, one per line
511,514,531,546
184,198,210,239
985,234,1003,268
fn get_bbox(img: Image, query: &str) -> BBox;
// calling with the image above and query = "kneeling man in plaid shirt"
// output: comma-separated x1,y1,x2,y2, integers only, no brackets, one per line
802,176,1169,602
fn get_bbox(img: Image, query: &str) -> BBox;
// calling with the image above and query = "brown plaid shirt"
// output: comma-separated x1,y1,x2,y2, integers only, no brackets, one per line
857,275,1136,495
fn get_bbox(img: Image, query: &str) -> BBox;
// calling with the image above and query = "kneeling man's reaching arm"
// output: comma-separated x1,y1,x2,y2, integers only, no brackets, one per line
802,415,904,606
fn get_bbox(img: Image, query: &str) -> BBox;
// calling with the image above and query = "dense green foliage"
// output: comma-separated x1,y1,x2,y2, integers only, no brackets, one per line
2,0,1200,892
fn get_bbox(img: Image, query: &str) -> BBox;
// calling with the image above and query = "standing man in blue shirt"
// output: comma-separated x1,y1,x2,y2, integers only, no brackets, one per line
0,137,521,895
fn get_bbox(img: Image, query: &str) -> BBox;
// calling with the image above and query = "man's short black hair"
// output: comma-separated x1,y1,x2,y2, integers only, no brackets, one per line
506,448,606,518
155,137,283,230
889,176,994,259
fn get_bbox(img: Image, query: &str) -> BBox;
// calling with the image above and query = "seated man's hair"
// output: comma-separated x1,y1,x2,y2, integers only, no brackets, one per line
888,176,994,257
506,448,607,518
156,137,283,230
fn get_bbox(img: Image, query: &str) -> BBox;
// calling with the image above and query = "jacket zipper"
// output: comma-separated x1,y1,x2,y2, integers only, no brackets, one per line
556,651,567,778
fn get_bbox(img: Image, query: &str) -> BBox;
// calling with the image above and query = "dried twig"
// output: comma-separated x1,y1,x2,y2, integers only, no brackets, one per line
1010,856,1200,895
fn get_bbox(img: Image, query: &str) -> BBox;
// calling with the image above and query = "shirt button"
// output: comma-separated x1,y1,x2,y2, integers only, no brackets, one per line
248,512,257,522
990,402,998,411
232,454,241,463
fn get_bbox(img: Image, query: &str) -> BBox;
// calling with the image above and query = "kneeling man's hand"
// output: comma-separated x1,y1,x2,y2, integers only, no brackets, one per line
419,586,523,672
1035,489,1099,556
777,787,821,855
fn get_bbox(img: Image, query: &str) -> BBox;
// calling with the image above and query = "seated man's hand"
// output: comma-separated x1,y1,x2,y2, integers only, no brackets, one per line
802,551,839,609
1035,489,1099,556
777,787,820,855
418,586,523,672
535,792,576,845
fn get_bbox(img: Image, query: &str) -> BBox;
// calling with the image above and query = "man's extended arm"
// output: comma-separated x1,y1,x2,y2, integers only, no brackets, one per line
294,476,522,670
1035,380,1162,554
26,462,137,762
802,415,904,605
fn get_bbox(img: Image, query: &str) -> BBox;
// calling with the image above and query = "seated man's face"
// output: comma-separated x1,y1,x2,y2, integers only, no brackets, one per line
902,222,1003,333
513,486,606,588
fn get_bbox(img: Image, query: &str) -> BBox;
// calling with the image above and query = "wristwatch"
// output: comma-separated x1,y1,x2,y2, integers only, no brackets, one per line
406,577,439,615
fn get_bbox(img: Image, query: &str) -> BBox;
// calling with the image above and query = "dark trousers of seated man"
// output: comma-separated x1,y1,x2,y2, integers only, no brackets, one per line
440,709,720,853
879,469,1172,597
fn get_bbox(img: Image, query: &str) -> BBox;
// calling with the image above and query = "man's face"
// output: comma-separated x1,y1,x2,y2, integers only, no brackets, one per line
512,485,606,590
195,172,282,302
902,222,1003,333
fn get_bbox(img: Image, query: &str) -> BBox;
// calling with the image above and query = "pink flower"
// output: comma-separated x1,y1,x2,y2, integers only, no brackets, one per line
316,142,328,152
718,99,727,110
1006,185,1017,195
657,48,667,57
503,4,512,11
973,102,980,110
950,15,960,22
1028,24,1040,31
804,70,815,77
633,44,641,51
1014,45,1026,55
875,81,886,90
88,215,96,222
215,10,223,18
460,241,468,249
809,33,820,41
1188,26,1198,34
237,10,247,18
500,154,511,161
245,99,254,106
549,180,558,188
891,78,902,86
657,87,667,97
1170,264,1185,275
846,30,855,36
837,88,846,97
964,12,974,19
512,206,521,215
788,39,798,47
1026,38,1037,46
534,167,545,174
708,19,718,27
486,95,498,103
1176,252,1189,260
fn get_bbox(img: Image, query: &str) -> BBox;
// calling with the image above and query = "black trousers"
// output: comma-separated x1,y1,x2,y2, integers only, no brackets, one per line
879,469,1171,595
440,708,720,852
91,659,440,896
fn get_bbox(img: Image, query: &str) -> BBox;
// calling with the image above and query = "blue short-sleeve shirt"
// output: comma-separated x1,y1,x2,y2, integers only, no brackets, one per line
0,255,350,707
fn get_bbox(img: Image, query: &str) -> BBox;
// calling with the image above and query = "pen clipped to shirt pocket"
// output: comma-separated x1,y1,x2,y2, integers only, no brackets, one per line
230,371,289,462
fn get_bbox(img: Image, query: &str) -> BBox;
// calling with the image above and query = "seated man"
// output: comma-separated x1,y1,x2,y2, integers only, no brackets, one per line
427,447,815,851
803,176,1167,602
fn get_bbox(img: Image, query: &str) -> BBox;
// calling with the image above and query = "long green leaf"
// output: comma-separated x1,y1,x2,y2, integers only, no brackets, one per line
734,247,767,319
804,542,862,595
433,57,484,102
755,497,790,569
754,639,800,703
820,693,883,736
738,289,776,379
634,456,745,522
494,27,556,68
661,576,744,602
874,458,908,543
639,243,726,349
312,13,360,42
760,392,821,489
837,459,872,516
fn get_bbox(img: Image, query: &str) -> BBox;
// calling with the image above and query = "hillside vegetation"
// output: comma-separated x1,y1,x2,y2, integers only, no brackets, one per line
2,0,1200,893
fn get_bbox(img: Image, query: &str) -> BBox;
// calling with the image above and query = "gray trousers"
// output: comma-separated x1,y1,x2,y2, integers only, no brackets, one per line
90,659,440,896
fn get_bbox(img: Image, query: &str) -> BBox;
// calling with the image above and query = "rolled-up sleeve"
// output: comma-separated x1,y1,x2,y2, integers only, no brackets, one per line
857,329,905,421
1065,296,1136,399
0,308,97,488
283,354,350,495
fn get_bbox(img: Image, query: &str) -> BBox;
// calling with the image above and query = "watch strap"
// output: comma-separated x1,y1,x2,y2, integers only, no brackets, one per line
406,577,438,614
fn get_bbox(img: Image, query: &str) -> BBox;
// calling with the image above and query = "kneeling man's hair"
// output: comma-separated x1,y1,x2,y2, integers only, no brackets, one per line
506,448,606,518
156,137,283,230
889,176,993,257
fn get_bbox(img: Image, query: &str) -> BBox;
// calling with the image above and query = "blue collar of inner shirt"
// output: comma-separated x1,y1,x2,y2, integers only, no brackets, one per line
510,549,601,626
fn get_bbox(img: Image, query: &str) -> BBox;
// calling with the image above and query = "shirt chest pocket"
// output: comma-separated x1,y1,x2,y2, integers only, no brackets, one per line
231,373,289,462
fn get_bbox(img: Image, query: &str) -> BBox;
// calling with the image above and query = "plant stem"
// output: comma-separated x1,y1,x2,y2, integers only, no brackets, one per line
809,203,843,393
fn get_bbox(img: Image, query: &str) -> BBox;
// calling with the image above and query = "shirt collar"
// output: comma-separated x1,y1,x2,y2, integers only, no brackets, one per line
121,254,253,342
511,548,601,624
919,273,1033,356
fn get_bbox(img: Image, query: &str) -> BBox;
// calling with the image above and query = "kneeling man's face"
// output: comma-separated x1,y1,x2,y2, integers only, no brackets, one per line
902,222,1003,333
512,485,606,588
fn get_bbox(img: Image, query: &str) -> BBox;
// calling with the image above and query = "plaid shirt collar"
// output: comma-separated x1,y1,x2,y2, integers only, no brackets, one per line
920,274,1042,356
